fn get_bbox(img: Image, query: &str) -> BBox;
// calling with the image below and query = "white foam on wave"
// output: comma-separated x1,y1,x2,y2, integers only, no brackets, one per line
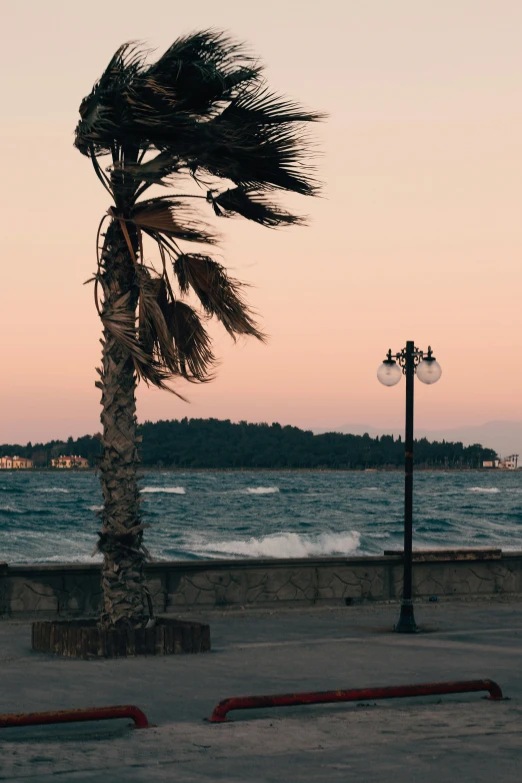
190,530,360,559
244,487,279,495
0,504,22,513
141,486,186,494
88,505,103,512
36,488,70,493
27,553,104,564
468,487,500,494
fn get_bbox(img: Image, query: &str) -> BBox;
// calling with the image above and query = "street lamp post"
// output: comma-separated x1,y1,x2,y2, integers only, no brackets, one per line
377,341,442,633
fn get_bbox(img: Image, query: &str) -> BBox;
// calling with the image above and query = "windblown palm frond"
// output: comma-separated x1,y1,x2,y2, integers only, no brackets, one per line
173,253,264,341
210,187,304,227
136,267,216,383
166,300,216,381
99,285,181,394
136,267,179,374
76,28,322,391
144,31,260,117
76,43,147,157
132,199,217,244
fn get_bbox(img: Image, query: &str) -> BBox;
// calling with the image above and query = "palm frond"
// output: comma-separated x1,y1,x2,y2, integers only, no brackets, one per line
173,254,265,341
211,187,305,227
132,200,217,244
165,300,216,381
101,288,183,395
135,266,214,384
75,42,147,156
76,31,323,222
136,267,179,377
142,30,260,117
193,120,321,195
150,30,253,77
117,151,181,184
218,84,325,126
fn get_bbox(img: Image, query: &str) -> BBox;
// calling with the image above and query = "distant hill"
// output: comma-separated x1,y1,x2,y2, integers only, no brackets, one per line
0,418,498,470
313,420,522,460
138,419,498,469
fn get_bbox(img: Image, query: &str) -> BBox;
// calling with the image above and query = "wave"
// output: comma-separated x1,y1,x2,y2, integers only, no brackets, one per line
189,530,360,559
244,487,280,495
0,504,23,514
24,553,104,564
468,487,500,494
141,486,186,494
36,488,70,494
88,505,103,512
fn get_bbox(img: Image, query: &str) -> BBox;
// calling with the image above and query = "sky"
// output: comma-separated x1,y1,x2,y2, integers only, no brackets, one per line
2,0,521,444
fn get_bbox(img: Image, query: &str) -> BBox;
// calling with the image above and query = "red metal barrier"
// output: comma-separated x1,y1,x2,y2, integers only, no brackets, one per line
0,705,149,730
207,679,503,722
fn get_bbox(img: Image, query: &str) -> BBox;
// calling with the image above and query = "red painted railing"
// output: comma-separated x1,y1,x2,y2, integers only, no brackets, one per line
0,705,149,730
207,679,503,722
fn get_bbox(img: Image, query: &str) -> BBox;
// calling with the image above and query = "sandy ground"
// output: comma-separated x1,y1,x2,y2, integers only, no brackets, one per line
1,600,522,781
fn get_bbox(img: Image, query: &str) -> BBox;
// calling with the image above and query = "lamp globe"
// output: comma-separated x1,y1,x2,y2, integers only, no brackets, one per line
377,360,402,387
416,357,442,385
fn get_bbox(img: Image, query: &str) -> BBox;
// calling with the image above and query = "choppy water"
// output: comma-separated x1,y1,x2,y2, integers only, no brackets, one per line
1,470,521,564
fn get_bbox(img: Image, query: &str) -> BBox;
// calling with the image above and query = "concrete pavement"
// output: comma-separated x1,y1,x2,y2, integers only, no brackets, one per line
1,599,521,781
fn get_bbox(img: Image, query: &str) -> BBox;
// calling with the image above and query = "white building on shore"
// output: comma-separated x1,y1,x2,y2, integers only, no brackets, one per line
483,454,519,470
0,456,33,469
51,455,89,469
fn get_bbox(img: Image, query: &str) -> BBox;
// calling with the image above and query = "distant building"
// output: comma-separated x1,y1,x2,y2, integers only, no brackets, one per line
482,459,500,469
483,455,519,470
500,454,519,470
51,455,90,469
0,456,33,469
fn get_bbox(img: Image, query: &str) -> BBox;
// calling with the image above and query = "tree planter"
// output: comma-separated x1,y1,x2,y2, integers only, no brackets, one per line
31,617,210,659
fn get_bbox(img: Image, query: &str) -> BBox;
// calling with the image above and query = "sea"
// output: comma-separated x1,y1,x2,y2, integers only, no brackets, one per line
1,470,522,565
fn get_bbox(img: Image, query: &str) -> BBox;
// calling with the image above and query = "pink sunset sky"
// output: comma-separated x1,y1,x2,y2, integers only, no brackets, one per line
2,0,521,444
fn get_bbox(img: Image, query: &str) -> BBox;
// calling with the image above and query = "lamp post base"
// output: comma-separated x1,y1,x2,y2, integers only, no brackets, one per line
394,600,417,633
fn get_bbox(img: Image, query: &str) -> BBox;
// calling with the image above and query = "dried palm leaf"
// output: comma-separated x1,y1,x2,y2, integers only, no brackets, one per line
165,300,216,381
136,267,179,375
173,254,265,341
132,201,217,244
102,288,185,397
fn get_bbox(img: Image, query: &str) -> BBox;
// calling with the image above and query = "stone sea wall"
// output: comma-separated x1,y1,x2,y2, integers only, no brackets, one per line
1,550,521,618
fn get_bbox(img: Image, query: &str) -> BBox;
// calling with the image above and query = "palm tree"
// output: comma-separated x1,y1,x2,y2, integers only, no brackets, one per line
74,30,323,630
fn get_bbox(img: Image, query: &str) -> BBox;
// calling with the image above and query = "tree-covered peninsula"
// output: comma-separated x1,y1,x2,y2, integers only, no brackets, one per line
1,418,497,470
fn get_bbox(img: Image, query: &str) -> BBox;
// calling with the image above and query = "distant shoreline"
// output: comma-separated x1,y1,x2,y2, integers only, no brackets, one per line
1,467,519,474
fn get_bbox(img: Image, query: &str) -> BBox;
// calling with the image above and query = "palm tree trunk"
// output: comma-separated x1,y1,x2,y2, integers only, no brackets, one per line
95,219,149,629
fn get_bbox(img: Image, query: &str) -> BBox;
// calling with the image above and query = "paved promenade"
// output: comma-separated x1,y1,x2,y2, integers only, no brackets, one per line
1,599,521,781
